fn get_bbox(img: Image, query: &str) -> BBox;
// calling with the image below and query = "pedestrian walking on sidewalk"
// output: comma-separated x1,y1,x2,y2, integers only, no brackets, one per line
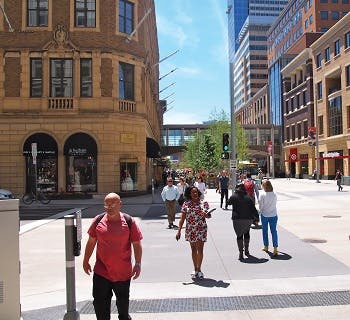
258,180,279,256
194,176,206,200
335,169,343,191
176,186,211,280
83,192,143,320
161,177,180,229
227,183,259,261
218,170,230,210
177,177,188,206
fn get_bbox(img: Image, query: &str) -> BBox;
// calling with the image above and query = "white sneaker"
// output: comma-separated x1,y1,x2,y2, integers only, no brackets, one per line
190,271,197,279
197,271,204,279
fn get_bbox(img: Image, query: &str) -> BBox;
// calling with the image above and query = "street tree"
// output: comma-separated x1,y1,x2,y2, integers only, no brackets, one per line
197,133,219,171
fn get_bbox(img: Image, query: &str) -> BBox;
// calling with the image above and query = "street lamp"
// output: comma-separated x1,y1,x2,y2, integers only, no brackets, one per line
314,83,321,183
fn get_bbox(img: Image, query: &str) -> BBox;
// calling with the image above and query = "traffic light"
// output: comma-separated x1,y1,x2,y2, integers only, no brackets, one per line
222,133,230,151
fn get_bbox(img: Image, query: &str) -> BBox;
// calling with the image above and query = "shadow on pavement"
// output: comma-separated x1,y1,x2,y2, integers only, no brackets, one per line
241,254,269,264
268,251,292,260
183,278,230,288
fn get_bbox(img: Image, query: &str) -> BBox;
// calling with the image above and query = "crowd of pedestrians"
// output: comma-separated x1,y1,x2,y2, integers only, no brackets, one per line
82,165,346,319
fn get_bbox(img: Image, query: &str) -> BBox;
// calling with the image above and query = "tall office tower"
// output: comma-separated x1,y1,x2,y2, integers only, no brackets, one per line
267,0,350,126
227,0,289,113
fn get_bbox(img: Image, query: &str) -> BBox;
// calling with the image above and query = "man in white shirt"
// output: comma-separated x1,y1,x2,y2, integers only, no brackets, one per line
161,177,180,229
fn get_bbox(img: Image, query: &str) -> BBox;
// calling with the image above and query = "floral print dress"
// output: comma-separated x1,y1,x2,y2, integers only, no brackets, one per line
182,200,209,242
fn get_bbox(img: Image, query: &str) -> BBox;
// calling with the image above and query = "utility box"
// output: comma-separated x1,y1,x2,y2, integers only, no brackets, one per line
0,199,20,320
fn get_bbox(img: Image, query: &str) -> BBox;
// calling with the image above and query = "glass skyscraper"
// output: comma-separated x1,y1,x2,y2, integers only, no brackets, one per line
227,0,288,112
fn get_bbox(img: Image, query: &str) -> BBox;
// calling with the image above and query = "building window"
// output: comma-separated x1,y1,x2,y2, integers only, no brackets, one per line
343,0,349,4
30,58,42,97
302,90,307,106
320,0,327,3
75,0,96,27
317,81,323,100
286,126,290,141
120,162,137,191
50,59,73,97
318,115,324,134
345,32,350,48
80,59,92,97
331,0,338,2
27,0,48,26
119,62,134,100
320,11,328,20
346,65,350,87
303,120,308,138
309,14,313,24
297,123,301,139
316,53,322,67
334,39,340,55
119,0,134,34
329,96,342,136
347,106,350,128
291,125,295,140
325,47,330,62
332,11,340,20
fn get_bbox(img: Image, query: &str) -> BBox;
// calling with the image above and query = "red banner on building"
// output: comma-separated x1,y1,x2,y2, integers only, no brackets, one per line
290,148,298,162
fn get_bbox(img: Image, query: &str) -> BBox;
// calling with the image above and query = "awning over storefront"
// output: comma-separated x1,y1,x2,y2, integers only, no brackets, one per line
64,132,97,156
23,133,58,157
146,137,161,158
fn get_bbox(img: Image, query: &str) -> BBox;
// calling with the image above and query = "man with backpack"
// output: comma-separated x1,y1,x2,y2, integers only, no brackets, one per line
83,192,143,320
243,173,259,204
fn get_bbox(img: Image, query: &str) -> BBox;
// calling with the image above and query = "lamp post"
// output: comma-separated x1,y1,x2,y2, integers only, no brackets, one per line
314,83,321,183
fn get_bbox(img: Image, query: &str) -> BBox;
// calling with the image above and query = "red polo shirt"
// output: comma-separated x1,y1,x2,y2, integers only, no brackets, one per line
88,213,143,281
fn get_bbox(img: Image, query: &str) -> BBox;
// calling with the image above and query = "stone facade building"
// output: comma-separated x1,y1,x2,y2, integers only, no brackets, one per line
0,0,161,195
310,12,350,181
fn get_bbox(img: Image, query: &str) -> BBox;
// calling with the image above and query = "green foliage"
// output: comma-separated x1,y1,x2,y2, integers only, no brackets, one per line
181,108,249,170
197,133,219,171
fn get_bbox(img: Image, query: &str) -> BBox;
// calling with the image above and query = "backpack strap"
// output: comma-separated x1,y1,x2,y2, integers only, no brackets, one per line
94,212,133,233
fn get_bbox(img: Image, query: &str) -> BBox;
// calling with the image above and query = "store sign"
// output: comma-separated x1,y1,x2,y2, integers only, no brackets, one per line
290,148,298,162
68,148,88,156
322,152,340,158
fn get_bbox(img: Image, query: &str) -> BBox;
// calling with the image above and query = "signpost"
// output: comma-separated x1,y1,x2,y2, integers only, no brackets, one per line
31,143,37,194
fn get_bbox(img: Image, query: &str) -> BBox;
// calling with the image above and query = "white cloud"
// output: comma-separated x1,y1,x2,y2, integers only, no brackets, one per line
163,110,207,125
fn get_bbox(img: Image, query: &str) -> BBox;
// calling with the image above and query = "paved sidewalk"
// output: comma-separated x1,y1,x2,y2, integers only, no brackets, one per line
20,179,350,320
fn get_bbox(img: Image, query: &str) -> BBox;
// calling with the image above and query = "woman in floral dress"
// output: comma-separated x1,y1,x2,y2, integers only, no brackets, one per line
176,185,211,279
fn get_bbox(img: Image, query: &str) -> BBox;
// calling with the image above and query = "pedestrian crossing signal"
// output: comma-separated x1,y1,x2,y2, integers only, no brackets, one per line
221,152,229,159
222,133,229,151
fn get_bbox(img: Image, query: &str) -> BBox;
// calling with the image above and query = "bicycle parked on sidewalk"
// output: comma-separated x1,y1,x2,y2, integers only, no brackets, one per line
22,191,51,205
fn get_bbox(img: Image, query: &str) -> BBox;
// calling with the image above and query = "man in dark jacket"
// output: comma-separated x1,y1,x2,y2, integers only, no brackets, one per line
227,183,259,260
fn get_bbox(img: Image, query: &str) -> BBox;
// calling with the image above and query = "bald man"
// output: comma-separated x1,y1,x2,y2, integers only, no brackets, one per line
83,193,143,320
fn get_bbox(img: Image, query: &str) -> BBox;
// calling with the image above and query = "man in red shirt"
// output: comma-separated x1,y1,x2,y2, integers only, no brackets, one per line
83,192,143,320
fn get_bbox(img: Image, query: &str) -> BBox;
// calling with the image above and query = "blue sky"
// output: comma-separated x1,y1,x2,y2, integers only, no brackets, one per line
155,0,230,124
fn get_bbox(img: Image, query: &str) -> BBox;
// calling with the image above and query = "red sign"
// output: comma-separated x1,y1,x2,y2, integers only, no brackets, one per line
290,148,298,162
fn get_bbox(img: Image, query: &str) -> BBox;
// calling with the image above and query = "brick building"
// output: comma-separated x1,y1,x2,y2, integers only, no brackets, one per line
0,0,162,195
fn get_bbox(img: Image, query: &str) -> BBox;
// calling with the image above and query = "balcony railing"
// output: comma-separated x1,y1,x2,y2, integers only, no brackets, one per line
48,98,74,110
119,99,136,113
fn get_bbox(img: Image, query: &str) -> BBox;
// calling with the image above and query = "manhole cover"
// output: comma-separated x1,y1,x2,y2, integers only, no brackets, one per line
323,215,341,218
302,238,327,243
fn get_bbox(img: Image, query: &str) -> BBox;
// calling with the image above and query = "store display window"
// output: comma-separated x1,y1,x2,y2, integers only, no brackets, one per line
120,162,137,191
64,133,97,193
23,133,58,193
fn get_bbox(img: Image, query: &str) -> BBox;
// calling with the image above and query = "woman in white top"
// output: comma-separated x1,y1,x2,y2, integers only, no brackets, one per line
194,176,206,200
258,179,279,256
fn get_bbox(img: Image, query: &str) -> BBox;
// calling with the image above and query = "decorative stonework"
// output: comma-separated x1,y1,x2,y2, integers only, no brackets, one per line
54,25,68,46
43,24,78,51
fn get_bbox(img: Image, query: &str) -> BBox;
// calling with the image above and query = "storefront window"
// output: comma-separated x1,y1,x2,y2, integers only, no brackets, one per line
23,133,58,193
300,154,308,174
64,133,97,192
120,162,137,191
